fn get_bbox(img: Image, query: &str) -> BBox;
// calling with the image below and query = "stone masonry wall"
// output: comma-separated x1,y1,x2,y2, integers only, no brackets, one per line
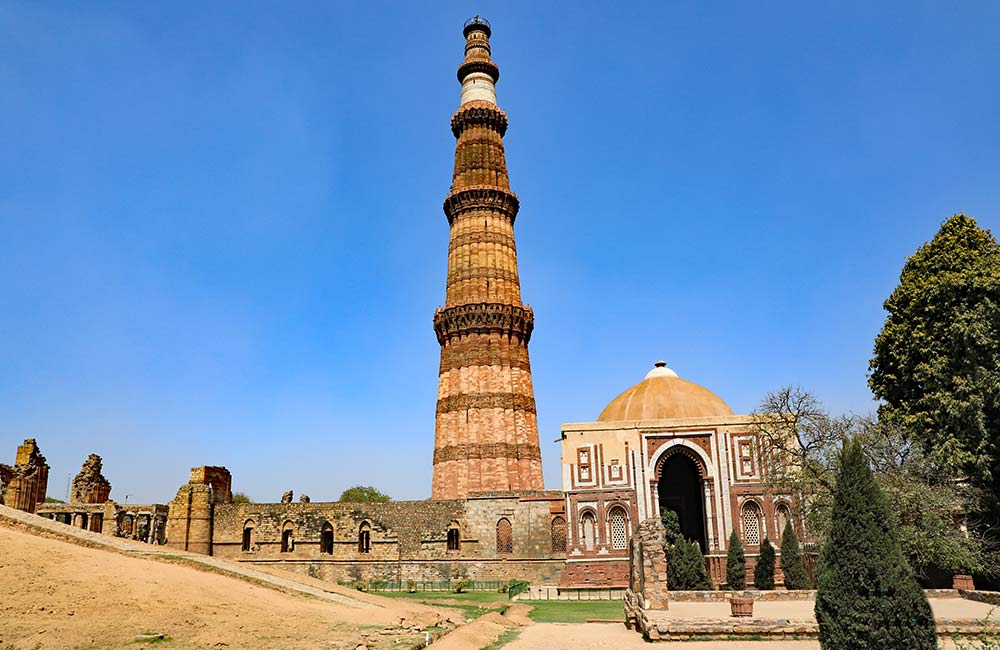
210,492,566,584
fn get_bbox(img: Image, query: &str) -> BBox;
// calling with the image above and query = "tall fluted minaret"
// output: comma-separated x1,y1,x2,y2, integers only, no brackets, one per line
432,17,544,499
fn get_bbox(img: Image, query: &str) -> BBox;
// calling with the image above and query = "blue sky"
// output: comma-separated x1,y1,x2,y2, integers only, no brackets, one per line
2,2,998,503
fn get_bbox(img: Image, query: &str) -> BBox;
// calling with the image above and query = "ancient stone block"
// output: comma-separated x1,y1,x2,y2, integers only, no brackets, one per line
0,438,49,513
71,454,112,504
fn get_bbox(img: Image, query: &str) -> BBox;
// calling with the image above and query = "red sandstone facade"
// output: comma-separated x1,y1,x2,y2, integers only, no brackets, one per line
432,18,544,499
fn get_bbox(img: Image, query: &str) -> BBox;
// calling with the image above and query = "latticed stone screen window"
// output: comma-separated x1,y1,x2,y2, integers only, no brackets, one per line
742,501,762,546
551,516,567,552
496,518,513,554
609,508,628,550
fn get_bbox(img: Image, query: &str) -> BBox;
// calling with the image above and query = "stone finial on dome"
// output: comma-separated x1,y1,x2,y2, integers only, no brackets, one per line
645,360,679,379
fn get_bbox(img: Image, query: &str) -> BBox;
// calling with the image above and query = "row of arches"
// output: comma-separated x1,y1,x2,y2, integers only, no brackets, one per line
739,500,792,547
242,520,373,554
241,516,573,556
577,506,630,552
653,446,798,552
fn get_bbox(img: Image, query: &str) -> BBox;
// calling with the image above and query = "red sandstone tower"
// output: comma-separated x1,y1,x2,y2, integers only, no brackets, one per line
431,17,545,499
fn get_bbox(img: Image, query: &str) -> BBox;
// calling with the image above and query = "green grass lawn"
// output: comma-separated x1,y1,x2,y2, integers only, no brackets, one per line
372,590,508,603
520,599,623,624
371,591,624,625
371,590,509,621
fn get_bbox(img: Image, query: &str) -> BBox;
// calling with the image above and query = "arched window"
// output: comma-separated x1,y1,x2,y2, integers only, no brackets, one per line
496,518,513,554
447,522,461,551
358,522,371,554
242,519,255,552
741,501,762,546
551,516,567,553
775,504,791,541
580,511,597,551
609,507,629,550
320,522,334,555
281,521,295,553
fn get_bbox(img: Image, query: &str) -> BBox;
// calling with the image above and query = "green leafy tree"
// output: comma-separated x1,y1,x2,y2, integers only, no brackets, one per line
339,485,391,503
726,529,746,590
815,438,936,649
754,387,991,580
231,492,252,504
869,213,1000,533
668,538,712,591
754,538,776,589
780,519,809,590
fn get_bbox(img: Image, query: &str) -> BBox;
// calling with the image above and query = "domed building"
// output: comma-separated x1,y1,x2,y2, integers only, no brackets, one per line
559,362,796,589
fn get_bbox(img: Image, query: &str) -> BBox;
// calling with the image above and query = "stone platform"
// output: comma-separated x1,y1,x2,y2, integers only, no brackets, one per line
633,596,998,641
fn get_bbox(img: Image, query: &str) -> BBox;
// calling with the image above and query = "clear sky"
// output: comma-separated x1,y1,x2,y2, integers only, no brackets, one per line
2,2,998,503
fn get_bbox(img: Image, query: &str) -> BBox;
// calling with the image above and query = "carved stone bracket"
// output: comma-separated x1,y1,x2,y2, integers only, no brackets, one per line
443,186,519,224
433,442,541,464
436,391,537,414
456,58,500,84
434,302,534,344
448,229,517,253
451,101,508,136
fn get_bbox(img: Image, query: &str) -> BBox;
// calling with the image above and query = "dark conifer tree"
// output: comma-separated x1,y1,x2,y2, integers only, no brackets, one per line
754,537,776,589
726,529,746,590
815,438,936,649
668,539,712,591
780,519,809,590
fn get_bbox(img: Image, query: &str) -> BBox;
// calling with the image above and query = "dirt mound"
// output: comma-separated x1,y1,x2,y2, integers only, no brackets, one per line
0,524,449,649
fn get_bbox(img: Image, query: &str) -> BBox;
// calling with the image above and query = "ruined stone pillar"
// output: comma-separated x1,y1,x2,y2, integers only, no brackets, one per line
0,439,49,513
165,483,214,555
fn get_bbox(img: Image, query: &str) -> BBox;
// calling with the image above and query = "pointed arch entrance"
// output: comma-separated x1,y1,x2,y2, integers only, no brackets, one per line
658,451,706,552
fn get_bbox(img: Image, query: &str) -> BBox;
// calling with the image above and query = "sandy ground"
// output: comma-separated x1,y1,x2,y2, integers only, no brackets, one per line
664,597,996,621
0,525,446,650
506,623,985,650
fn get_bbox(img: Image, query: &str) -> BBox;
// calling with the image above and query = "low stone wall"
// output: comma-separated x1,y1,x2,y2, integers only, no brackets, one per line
668,589,817,602
962,590,1000,606
637,613,993,641
513,585,627,601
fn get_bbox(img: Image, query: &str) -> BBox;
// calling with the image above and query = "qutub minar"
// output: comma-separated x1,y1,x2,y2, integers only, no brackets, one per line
4,18,800,592
432,16,544,499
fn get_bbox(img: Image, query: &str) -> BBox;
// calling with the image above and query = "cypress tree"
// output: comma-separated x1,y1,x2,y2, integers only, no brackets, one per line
815,438,936,649
754,538,776,589
668,539,712,590
780,519,809,590
726,529,746,590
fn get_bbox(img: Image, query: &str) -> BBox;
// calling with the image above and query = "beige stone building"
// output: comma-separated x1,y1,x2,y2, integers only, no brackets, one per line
559,361,799,588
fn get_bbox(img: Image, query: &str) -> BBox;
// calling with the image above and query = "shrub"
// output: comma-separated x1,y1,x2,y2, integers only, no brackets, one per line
726,529,746,590
406,580,417,593
815,438,936,649
453,579,471,593
754,538,776,589
780,519,810,590
668,539,712,590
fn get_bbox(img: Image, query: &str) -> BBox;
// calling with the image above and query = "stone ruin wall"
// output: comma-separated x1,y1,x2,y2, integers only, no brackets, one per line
71,454,112,504
624,517,670,639
209,491,566,585
0,439,50,513
165,466,232,554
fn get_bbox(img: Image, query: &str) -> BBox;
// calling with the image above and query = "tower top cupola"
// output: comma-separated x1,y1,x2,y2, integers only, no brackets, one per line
458,15,499,105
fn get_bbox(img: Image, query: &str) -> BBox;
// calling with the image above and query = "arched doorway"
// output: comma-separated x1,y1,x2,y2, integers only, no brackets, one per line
658,452,706,552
